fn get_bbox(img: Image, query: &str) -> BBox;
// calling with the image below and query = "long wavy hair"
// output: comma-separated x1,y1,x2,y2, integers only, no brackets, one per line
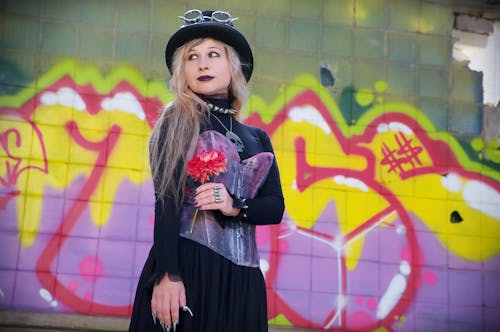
149,38,249,206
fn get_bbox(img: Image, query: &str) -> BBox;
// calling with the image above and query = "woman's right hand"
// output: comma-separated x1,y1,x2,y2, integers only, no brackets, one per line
151,273,186,330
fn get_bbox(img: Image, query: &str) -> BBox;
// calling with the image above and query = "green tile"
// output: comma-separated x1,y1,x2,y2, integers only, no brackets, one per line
451,64,483,103
322,25,353,57
151,1,186,34
1,0,40,16
41,0,82,22
419,98,449,131
286,53,320,81
37,53,75,81
41,21,78,55
387,32,417,64
249,77,283,104
222,1,258,14
322,56,353,90
116,0,151,32
80,0,115,27
387,64,416,96
256,0,290,18
354,29,385,60
0,14,39,50
450,101,482,135
291,0,322,20
323,0,354,26
420,3,453,34
355,0,387,28
419,35,451,66
235,15,256,46
0,50,37,90
353,61,386,89
419,68,449,98
289,21,320,52
388,0,419,32
116,31,150,62
254,49,288,80
78,26,114,59
151,34,167,68
255,17,287,49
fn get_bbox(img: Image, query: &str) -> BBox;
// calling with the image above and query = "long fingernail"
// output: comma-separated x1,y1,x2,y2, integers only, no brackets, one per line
173,321,178,332
152,313,157,324
160,322,167,332
166,324,172,332
183,305,194,317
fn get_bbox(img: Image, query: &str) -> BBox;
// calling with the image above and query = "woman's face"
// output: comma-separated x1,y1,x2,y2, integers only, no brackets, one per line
184,38,231,96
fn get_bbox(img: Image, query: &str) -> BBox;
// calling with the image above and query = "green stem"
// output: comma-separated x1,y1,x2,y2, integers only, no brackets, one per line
189,208,199,233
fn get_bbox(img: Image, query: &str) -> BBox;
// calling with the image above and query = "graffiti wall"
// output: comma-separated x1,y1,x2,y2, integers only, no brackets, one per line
1,1,500,331
1,58,499,331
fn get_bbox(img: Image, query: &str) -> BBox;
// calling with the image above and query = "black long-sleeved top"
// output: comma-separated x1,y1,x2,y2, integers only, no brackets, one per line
152,100,285,281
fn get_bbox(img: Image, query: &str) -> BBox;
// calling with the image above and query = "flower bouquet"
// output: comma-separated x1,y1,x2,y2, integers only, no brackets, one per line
186,149,227,233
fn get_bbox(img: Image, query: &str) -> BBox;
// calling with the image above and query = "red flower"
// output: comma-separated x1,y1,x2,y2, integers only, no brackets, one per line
187,149,227,184
186,149,227,233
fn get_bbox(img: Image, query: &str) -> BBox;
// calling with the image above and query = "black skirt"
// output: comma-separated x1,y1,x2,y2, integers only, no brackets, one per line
129,238,268,332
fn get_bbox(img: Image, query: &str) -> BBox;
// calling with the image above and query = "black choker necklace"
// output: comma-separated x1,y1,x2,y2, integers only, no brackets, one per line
206,102,237,115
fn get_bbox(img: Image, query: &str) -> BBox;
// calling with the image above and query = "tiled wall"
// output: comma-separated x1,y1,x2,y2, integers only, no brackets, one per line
1,0,499,331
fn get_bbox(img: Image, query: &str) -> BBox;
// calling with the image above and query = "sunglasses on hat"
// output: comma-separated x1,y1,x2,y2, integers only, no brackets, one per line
179,9,238,27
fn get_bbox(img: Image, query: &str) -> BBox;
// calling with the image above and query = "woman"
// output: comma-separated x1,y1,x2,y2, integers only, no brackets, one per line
129,9,285,332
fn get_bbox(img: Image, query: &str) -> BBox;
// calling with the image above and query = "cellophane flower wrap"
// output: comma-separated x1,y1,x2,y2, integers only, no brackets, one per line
186,149,227,232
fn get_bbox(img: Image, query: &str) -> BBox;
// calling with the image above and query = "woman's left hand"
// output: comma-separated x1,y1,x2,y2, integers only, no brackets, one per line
194,182,240,217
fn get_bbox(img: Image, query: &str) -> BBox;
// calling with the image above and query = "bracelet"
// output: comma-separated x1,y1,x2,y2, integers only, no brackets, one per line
232,196,248,210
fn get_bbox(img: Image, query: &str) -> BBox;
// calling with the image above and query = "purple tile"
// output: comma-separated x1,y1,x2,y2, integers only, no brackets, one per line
484,271,500,308
416,231,448,268
97,238,135,278
311,256,339,293
415,266,448,304
99,202,139,240
38,194,66,234
0,269,16,308
56,236,98,275
483,254,500,272
91,276,133,310
485,307,500,332
133,241,150,278
109,178,140,204
0,201,18,232
347,260,381,297
18,233,59,272
414,301,449,332
276,253,311,291
0,231,20,269
13,270,56,311
379,224,408,264
278,221,313,255
60,199,100,238
448,304,484,332
136,204,154,242
54,272,92,312
309,291,338,329
138,179,154,205
275,289,311,326
448,269,483,306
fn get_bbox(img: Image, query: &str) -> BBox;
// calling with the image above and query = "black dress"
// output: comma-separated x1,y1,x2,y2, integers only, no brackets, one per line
129,100,285,332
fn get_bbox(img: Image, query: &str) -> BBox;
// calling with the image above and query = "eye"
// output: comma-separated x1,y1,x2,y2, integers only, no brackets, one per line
208,51,220,58
187,53,198,61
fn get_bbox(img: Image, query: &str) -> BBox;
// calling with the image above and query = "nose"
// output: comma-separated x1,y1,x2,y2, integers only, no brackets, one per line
198,55,209,70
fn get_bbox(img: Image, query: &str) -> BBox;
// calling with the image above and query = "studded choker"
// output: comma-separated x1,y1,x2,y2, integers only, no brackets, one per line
206,102,237,115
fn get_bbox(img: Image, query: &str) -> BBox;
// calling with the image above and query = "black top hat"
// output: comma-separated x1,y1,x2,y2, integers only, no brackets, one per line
165,10,254,82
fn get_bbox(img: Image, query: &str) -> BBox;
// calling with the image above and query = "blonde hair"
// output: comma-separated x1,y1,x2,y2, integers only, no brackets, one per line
150,38,249,206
